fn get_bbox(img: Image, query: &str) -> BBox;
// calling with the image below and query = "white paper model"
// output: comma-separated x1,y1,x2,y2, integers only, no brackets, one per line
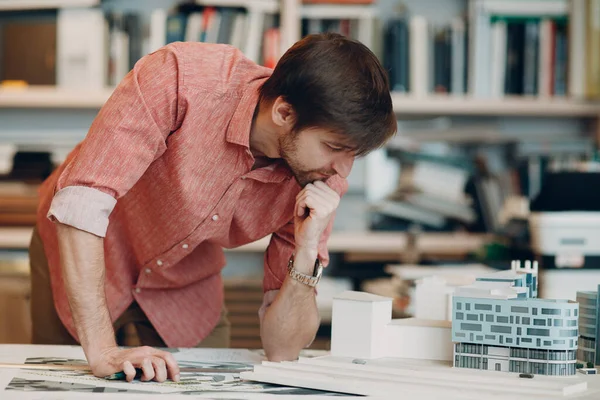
330,291,453,361
414,275,455,321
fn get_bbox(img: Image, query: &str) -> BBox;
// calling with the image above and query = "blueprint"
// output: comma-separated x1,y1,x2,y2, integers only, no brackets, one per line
0,345,348,398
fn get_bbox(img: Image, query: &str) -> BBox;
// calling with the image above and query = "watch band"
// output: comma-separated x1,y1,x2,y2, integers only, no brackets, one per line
287,254,323,287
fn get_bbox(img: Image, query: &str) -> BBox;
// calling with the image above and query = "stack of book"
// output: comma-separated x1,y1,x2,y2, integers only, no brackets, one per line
372,152,476,231
0,182,39,226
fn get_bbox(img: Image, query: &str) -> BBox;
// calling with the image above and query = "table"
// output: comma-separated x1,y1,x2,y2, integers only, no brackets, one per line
0,344,598,400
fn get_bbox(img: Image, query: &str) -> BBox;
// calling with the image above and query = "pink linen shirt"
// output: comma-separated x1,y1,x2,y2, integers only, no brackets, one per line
36,42,348,348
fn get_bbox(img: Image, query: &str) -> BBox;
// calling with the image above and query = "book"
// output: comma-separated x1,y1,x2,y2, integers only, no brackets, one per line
56,8,107,89
1,18,56,85
586,0,600,98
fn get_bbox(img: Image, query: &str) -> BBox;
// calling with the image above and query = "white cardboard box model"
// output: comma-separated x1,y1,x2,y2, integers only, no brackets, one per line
414,275,456,320
330,291,452,361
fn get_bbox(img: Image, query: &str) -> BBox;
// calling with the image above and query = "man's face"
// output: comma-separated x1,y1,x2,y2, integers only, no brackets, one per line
279,127,355,187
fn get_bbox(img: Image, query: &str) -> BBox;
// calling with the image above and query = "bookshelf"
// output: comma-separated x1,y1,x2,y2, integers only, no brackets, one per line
1,0,600,233
0,0,99,10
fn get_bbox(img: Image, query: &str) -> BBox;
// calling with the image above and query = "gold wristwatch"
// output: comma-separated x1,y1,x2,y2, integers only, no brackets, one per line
287,253,323,287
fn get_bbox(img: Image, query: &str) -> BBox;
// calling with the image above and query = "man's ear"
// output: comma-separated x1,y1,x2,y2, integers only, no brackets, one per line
271,96,295,130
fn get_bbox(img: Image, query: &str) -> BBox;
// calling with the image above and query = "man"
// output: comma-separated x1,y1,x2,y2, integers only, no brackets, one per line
30,33,396,383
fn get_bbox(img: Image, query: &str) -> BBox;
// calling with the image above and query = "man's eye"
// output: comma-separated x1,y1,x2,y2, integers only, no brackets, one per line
326,143,344,152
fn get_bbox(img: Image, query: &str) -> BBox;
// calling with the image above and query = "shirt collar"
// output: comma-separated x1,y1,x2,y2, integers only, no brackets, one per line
225,76,269,148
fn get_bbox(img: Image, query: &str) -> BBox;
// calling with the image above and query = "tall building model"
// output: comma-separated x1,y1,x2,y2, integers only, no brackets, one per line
452,261,579,376
577,285,600,367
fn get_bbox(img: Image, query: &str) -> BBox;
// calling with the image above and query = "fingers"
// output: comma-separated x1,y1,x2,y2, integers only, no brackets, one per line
160,351,181,382
140,349,179,383
151,357,167,383
103,346,180,383
312,181,341,203
296,182,340,207
122,360,137,383
296,192,328,218
139,357,155,382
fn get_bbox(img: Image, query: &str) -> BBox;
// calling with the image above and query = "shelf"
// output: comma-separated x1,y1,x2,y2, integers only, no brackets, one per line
0,228,34,250
195,0,279,12
0,86,113,109
0,0,99,10
0,227,487,257
391,93,600,117
228,231,487,255
3,88,598,118
300,4,376,19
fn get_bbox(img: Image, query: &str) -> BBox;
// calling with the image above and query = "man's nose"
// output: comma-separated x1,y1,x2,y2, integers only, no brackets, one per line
333,155,354,178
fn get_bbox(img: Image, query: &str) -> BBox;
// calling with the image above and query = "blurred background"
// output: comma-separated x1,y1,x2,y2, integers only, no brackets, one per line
0,0,598,350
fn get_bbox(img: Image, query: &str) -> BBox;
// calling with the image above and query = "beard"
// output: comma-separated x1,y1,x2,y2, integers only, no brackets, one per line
279,133,335,187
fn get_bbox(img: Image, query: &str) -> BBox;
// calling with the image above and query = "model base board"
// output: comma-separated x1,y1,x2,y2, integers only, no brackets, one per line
241,355,590,398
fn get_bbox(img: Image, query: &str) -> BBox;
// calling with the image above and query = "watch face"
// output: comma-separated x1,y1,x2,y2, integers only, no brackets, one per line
314,264,323,279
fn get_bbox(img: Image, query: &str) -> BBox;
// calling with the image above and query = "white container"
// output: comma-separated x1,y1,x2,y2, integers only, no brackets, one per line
530,212,600,258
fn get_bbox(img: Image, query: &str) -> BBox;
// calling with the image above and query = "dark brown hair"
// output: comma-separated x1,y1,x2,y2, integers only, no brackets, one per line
259,33,396,156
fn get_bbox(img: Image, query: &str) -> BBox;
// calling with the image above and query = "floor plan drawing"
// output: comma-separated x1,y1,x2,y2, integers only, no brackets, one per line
0,345,340,397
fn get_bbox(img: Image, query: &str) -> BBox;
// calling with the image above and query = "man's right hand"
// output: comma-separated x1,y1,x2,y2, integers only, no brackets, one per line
89,346,180,382
55,223,179,383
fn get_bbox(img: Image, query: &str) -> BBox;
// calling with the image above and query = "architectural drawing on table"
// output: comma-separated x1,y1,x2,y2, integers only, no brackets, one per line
330,291,453,361
577,284,600,367
452,260,580,376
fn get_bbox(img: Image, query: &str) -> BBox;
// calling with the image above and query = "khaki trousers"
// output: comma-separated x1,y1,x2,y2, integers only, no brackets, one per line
29,228,230,348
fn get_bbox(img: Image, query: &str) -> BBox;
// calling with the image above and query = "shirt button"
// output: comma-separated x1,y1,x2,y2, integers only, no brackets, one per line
182,243,189,249
156,260,163,266
212,214,219,221
145,268,152,274
134,288,141,294
241,176,246,180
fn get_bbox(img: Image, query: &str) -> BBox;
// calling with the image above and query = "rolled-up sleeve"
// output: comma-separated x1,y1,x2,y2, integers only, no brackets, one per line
262,176,349,292
47,44,186,237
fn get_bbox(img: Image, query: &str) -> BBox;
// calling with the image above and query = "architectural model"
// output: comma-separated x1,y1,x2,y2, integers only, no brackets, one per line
414,275,459,321
330,291,453,361
242,260,598,397
577,285,600,367
452,260,580,376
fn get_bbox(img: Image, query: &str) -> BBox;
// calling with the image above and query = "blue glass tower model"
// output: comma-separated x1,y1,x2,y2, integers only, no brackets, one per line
577,285,600,367
452,261,579,376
